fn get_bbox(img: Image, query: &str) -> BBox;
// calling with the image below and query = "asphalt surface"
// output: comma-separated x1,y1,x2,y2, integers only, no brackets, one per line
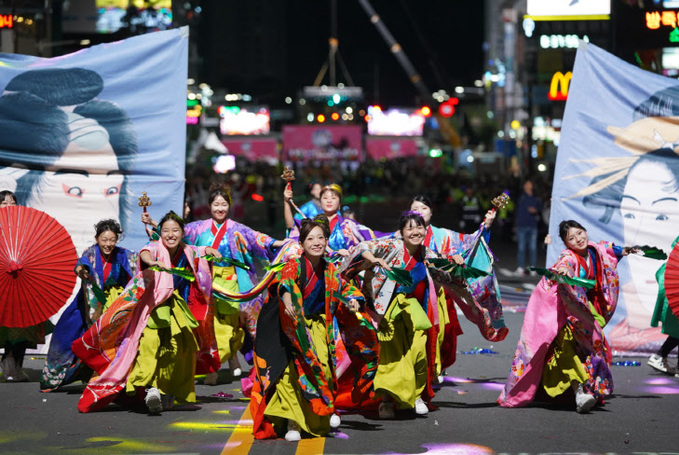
2,203,677,454
1,304,677,455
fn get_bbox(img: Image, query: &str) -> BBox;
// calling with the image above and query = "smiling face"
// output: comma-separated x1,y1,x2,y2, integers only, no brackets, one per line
401,219,426,250
410,201,433,226
160,219,183,252
210,195,230,224
301,225,328,260
96,229,118,257
320,190,341,214
563,227,589,255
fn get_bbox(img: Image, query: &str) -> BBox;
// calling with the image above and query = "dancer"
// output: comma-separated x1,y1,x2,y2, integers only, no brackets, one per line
498,220,636,413
250,215,364,441
340,211,447,419
409,195,507,375
294,181,323,221
0,190,53,383
73,211,220,413
143,182,286,384
41,219,137,391
648,235,679,375
284,183,377,257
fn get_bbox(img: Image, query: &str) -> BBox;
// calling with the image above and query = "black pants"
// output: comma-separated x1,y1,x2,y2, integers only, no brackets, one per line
658,336,679,358
2,341,28,368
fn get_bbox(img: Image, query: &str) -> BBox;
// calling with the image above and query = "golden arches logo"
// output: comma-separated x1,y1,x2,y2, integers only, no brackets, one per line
548,71,572,101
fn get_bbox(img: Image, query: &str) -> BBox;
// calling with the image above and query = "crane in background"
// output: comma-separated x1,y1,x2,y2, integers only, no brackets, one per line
356,0,462,148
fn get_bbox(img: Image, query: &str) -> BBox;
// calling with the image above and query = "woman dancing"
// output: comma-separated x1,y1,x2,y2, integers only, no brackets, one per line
284,183,377,257
73,212,220,413
499,220,636,413
408,195,507,375
143,182,286,383
340,211,447,419
41,219,137,391
250,215,364,441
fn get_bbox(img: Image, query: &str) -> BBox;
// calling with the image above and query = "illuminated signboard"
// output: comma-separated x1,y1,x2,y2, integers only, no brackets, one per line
219,106,270,136
366,106,425,136
527,0,610,20
96,0,172,34
0,14,13,28
645,11,679,29
540,34,589,49
186,98,201,125
548,71,572,101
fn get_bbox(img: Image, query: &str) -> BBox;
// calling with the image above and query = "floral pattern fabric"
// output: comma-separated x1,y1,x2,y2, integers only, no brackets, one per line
498,241,620,407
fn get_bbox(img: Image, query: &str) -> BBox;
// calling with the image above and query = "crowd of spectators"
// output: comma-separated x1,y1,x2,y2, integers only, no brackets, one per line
184,157,552,242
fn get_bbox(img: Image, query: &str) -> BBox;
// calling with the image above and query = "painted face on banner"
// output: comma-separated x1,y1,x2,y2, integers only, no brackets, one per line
26,112,124,251
620,152,679,323
0,68,138,254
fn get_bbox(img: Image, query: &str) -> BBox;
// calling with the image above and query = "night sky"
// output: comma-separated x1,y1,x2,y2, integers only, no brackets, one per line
284,1,485,107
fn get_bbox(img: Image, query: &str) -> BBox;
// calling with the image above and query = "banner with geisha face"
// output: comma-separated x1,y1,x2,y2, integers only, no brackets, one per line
0,28,187,255
549,42,679,354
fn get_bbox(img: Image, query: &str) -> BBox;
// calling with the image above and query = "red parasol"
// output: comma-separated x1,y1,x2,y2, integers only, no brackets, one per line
664,241,679,320
0,206,78,328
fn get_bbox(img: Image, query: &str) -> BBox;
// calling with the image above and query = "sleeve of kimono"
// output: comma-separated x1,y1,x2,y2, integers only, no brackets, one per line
76,246,96,273
347,219,377,242
237,222,278,259
439,225,487,257
182,220,202,245
549,249,578,276
337,238,391,278
611,245,624,260
339,277,365,304
124,248,139,276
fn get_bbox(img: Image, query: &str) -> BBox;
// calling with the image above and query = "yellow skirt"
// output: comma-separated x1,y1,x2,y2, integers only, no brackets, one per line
542,326,588,397
213,266,245,362
126,293,199,403
264,314,332,437
374,295,429,409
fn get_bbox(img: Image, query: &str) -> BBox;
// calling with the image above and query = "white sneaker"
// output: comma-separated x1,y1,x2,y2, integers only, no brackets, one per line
648,354,676,374
414,397,429,415
229,356,242,377
514,267,526,277
204,372,218,385
574,384,596,414
378,401,395,419
285,420,301,441
145,387,162,414
329,413,341,429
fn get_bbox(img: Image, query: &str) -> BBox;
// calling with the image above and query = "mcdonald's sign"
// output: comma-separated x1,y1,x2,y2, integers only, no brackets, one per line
548,71,572,101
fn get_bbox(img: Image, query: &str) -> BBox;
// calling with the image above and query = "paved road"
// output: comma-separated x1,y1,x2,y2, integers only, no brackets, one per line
2,305,677,455
3,204,676,455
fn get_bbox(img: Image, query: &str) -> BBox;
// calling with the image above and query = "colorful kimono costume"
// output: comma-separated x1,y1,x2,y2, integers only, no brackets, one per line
499,241,622,408
420,223,507,369
72,241,214,413
184,218,278,362
340,238,448,409
250,255,367,439
41,245,136,391
651,235,679,339
289,214,377,254
294,199,323,221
